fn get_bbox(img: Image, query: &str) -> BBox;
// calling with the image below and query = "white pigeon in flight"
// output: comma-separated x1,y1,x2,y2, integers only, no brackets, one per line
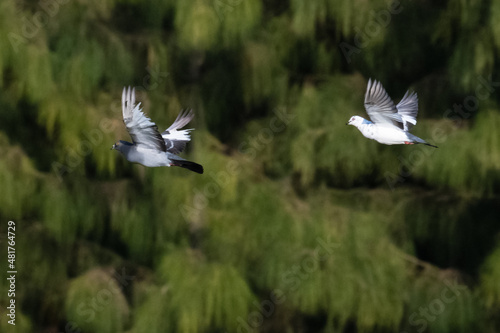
112,87,204,173
347,79,437,148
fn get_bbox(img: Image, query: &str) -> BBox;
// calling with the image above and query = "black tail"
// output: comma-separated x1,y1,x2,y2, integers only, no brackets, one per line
410,134,438,148
171,159,204,174
422,142,438,148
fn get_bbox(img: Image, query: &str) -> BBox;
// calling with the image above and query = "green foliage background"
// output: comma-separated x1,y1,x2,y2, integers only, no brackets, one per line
0,0,499,332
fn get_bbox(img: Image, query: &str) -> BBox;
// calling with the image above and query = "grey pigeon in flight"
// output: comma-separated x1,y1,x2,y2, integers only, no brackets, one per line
347,79,437,148
112,87,204,173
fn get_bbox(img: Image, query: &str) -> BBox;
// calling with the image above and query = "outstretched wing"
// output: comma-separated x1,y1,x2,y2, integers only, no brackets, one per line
122,87,166,152
396,90,418,132
161,109,194,155
364,79,404,130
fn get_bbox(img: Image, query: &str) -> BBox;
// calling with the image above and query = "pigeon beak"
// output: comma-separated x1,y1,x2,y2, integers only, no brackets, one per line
346,122,348,125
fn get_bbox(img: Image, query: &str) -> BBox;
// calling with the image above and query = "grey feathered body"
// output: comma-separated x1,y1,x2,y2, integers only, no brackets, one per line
117,143,182,167
112,87,204,174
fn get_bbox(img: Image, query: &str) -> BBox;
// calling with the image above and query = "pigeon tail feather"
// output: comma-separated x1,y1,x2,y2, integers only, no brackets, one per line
170,159,204,174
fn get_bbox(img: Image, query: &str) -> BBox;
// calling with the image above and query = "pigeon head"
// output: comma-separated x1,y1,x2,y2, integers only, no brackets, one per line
111,140,133,153
111,141,121,151
347,116,365,127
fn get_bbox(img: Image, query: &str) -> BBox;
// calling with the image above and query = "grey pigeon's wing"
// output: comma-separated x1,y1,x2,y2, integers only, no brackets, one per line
164,138,190,155
396,90,418,131
122,87,167,152
164,109,194,132
364,79,404,130
162,109,194,155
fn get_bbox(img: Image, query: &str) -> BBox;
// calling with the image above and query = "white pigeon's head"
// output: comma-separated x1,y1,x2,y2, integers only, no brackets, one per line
346,116,364,127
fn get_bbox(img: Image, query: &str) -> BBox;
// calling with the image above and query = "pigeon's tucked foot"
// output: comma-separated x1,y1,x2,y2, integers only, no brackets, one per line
170,159,204,174
404,141,414,145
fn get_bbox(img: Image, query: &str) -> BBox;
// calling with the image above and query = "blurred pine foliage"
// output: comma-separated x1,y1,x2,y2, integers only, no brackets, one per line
0,0,499,332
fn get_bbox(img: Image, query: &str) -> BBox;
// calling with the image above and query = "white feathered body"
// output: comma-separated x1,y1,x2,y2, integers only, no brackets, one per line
347,79,437,148
353,119,425,145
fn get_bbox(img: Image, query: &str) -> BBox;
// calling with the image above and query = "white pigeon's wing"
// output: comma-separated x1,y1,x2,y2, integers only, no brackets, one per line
122,87,166,152
396,90,418,131
162,109,194,154
364,79,404,130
